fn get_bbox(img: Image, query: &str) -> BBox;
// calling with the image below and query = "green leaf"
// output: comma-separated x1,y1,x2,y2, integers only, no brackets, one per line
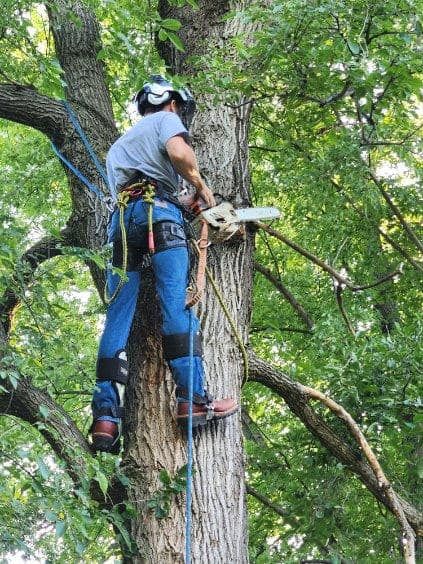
55,520,66,538
37,458,50,480
39,404,50,420
160,18,182,31
117,473,130,486
158,28,168,41
167,32,185,51
159,469,171,485
399,33,411,44
95,471,108,496
113,518,132,549
347,40,360,55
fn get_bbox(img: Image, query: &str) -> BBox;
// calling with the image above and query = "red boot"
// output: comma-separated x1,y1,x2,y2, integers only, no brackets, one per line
177,394,238,428
91,420,120,454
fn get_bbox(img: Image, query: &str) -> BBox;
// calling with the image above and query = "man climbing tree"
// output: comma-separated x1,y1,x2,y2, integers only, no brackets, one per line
0,0,421,562
92,75,237,453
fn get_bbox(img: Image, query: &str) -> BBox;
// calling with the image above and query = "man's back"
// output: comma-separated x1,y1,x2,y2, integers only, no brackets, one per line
106,111,187,196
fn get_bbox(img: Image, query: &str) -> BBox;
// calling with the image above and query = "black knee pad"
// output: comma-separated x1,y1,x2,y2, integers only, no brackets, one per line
162,331,203,361
96,356,129,385
112,241,142,271
153,221,187,254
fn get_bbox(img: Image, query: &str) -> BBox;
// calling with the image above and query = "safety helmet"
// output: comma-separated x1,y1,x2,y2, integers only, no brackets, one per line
134,75,196,128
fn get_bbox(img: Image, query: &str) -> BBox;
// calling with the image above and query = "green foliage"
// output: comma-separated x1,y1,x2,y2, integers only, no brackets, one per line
147,465,188,519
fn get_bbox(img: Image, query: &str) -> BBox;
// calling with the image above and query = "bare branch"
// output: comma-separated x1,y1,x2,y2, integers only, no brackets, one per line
334,285,356,336
305,81,354,107
304,386,417,563
254,260,314,330
246,484,290,518
256,222,399,291
369,172,423,254
256,221,353,286
248,351,423,534
0,83,66,140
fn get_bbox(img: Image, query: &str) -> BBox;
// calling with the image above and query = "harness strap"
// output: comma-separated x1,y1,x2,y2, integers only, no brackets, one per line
104,190,131,304
163,332,202,360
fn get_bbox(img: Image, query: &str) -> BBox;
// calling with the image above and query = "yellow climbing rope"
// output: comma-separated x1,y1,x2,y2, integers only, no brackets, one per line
191,240,249,385
142,184,156,254
104,191,131,305
104,182,157,305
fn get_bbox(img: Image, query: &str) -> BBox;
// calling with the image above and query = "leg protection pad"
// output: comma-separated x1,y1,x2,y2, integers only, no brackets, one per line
153,221,187,254
96,356,129,385
163,331,203,361
112,241,143,272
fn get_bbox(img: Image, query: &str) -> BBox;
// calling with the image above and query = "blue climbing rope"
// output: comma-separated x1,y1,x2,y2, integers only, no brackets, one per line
61,100,110,188
185,308,194,564
51,142,106,201
51,100,115,205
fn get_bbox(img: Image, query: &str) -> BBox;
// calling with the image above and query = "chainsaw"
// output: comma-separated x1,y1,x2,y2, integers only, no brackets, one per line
194,200,280,243
185,198,281,306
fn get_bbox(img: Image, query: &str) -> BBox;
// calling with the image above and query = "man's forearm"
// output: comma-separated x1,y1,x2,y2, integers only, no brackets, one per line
166,135,216,207
167,142,205,189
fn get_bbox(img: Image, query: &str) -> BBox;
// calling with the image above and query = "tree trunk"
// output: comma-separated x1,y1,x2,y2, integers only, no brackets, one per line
121,3,253,562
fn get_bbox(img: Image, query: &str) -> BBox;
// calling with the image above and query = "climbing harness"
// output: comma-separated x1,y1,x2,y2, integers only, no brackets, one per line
104,180,157,304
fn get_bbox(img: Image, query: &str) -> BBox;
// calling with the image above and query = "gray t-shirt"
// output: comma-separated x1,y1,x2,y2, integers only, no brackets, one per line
106,111,188,199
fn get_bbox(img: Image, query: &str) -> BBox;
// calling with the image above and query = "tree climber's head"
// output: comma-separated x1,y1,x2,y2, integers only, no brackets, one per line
134,75,196,128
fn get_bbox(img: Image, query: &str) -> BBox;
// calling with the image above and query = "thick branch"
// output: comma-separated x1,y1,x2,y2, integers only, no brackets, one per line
248,351,423,534
254,261,314,330
0,83,66,141
47,0,114,124
0,376,92,483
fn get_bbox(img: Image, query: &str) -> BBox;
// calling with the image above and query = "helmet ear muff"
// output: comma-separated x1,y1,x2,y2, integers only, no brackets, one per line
133,76,197,125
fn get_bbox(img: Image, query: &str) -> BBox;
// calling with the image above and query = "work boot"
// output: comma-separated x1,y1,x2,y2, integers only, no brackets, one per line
176,394,238,428
91,420,120,454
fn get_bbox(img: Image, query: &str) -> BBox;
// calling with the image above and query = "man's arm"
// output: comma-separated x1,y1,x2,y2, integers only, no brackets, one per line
166,136,216,208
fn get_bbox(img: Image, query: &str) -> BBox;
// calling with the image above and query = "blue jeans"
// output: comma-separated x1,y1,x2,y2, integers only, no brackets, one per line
92,197,205,423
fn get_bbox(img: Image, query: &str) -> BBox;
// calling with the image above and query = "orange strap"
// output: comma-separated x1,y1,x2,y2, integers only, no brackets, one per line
186,220,208,307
